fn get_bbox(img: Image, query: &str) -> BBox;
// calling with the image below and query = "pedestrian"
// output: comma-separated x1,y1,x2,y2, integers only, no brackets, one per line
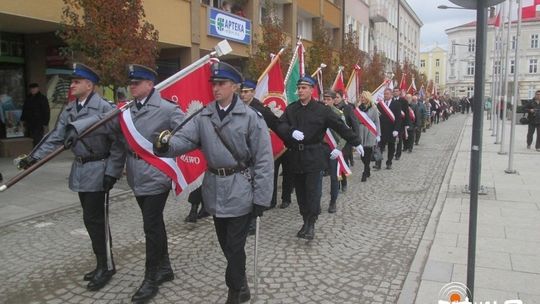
334,89,361,191
374,88,403,170
154,62,274,304
465,96,471,114
68,64,184,303
392,88,409,160
323,90,346,213
276,76,363,240
526,90,540,150
21,83,50,146
413,95,425,145
358,91,380,182
17,63,125,291
423,98,431,131
485,98,492,120
403,94,416,152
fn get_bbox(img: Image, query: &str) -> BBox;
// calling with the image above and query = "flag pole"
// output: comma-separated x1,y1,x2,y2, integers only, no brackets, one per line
284,38,301,85
491,10,501,136
494,3,506,144
256,48,286,83
506,0,523,174
499,0,513,154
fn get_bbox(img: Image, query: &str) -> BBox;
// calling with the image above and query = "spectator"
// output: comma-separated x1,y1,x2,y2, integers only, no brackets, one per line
232,4,246,17
525,90,540,150
220,0,231,12
21,83,50,146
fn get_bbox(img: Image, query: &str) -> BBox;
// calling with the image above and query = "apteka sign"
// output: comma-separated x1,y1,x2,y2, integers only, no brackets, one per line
208,8,251,45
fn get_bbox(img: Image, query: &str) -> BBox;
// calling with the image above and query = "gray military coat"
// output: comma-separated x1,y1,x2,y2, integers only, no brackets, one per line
70,90,184,196
32,93,125,192
357,104,381,148
157,96,274,218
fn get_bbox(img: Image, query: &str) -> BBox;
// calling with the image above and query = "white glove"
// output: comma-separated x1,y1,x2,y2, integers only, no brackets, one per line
376,136,381,143
405,126,409,130
292,130,304,141
355,145,364,157
330,149,342,160
392,131,399,137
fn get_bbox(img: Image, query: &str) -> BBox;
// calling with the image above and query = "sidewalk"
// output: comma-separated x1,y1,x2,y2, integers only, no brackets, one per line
401,115,540,303
0,151,131,227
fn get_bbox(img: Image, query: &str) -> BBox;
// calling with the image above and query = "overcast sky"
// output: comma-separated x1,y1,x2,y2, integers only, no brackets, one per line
407,0,477,51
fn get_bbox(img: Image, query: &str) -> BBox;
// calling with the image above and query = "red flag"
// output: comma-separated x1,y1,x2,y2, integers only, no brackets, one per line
158,59,216,192
332,67,346,98
522,0,540,18
311,68,324,101
254,51,287,158
399,73,407,93
407,77,417,95
494,11,501,27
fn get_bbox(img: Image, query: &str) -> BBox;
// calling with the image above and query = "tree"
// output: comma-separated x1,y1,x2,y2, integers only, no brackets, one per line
59,0,159,98
305,21,335,89
339,31,367,87
362,52,385,92
245,0,291,80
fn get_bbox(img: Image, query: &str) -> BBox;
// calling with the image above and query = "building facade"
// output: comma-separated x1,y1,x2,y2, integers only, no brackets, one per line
370,0,422,69
445,12,540,100
419,46,447,92
344,0,370,53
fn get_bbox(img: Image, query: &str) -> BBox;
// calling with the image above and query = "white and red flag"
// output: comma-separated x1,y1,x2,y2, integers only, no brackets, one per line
407,77,417,95
372,79,395,123
310,66,324,101
254,50,287,158
324,130,352,177
522,0,540,18
399,73,407,96
346,65,362,104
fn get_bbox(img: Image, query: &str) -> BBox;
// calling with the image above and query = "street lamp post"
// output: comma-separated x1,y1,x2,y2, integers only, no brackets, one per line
443,0,505,301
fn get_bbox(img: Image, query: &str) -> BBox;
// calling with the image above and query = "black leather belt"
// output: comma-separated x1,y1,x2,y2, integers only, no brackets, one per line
128,150,142,160
289,143,321,151
208,166,247,177
75,153,110,164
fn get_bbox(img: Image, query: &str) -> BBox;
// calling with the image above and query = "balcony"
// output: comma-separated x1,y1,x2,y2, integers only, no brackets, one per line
369,0,388,23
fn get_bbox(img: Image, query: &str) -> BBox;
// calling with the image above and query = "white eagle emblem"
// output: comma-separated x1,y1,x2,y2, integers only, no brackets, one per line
186,100,204,115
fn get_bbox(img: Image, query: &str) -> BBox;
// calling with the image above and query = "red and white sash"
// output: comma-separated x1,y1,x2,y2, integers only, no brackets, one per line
409,107,416,122
118,105,187,195
324,129,352,177
379,100,395,123
353,108,378,136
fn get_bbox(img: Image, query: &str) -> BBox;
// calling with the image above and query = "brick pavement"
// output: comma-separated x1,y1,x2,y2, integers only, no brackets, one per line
0,114,467,304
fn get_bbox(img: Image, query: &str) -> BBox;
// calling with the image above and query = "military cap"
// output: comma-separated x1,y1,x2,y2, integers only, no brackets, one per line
241,80,257,91
128,64,157,82
71,63,100,84
323,90,337,98
297,76,316,87
210,62,243,84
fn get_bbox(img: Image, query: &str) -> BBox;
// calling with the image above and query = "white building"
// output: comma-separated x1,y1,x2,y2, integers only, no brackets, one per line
446,11,540,100
344,0,370,53
370,0,422,68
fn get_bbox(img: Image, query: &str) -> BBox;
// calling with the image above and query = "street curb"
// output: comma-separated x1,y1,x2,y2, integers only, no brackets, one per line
0,189,133,229
396,115,470,304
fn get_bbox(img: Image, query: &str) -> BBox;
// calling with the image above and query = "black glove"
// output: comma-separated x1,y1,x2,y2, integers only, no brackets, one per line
103,175,117,191
17,155,37,170
251,204,265,218
64,126,79,149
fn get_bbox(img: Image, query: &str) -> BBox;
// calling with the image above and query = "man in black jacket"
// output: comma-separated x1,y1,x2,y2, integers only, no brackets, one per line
374,88,403,170
526,90,540,150
393,88,410,160
21,83,50,146
277,76,363,240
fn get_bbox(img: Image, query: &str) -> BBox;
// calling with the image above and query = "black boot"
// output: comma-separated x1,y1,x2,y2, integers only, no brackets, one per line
304,216,316,240
361,172,367,182
184,203,198,223
366,167,371,177
197,206,210,219
296,215,308,238
373,160,381,170
87,255,115,291
132,266,159,304
155,254,174,285
279,200,291,209
83,257,98,281
225,280,251,304
328,201,336,213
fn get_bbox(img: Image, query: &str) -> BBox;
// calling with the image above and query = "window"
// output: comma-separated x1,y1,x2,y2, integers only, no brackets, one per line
467,86,474,98
510,59,515,74
512,36,517,49
468,38,475,53
529,59,538,73
450,63,455,77
467,61,475,76
435,59,440,67
420,59,425,67
451,40,456,55
495,37,501,50
494,60,501,74
435,72,440,84
531,34,539,48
